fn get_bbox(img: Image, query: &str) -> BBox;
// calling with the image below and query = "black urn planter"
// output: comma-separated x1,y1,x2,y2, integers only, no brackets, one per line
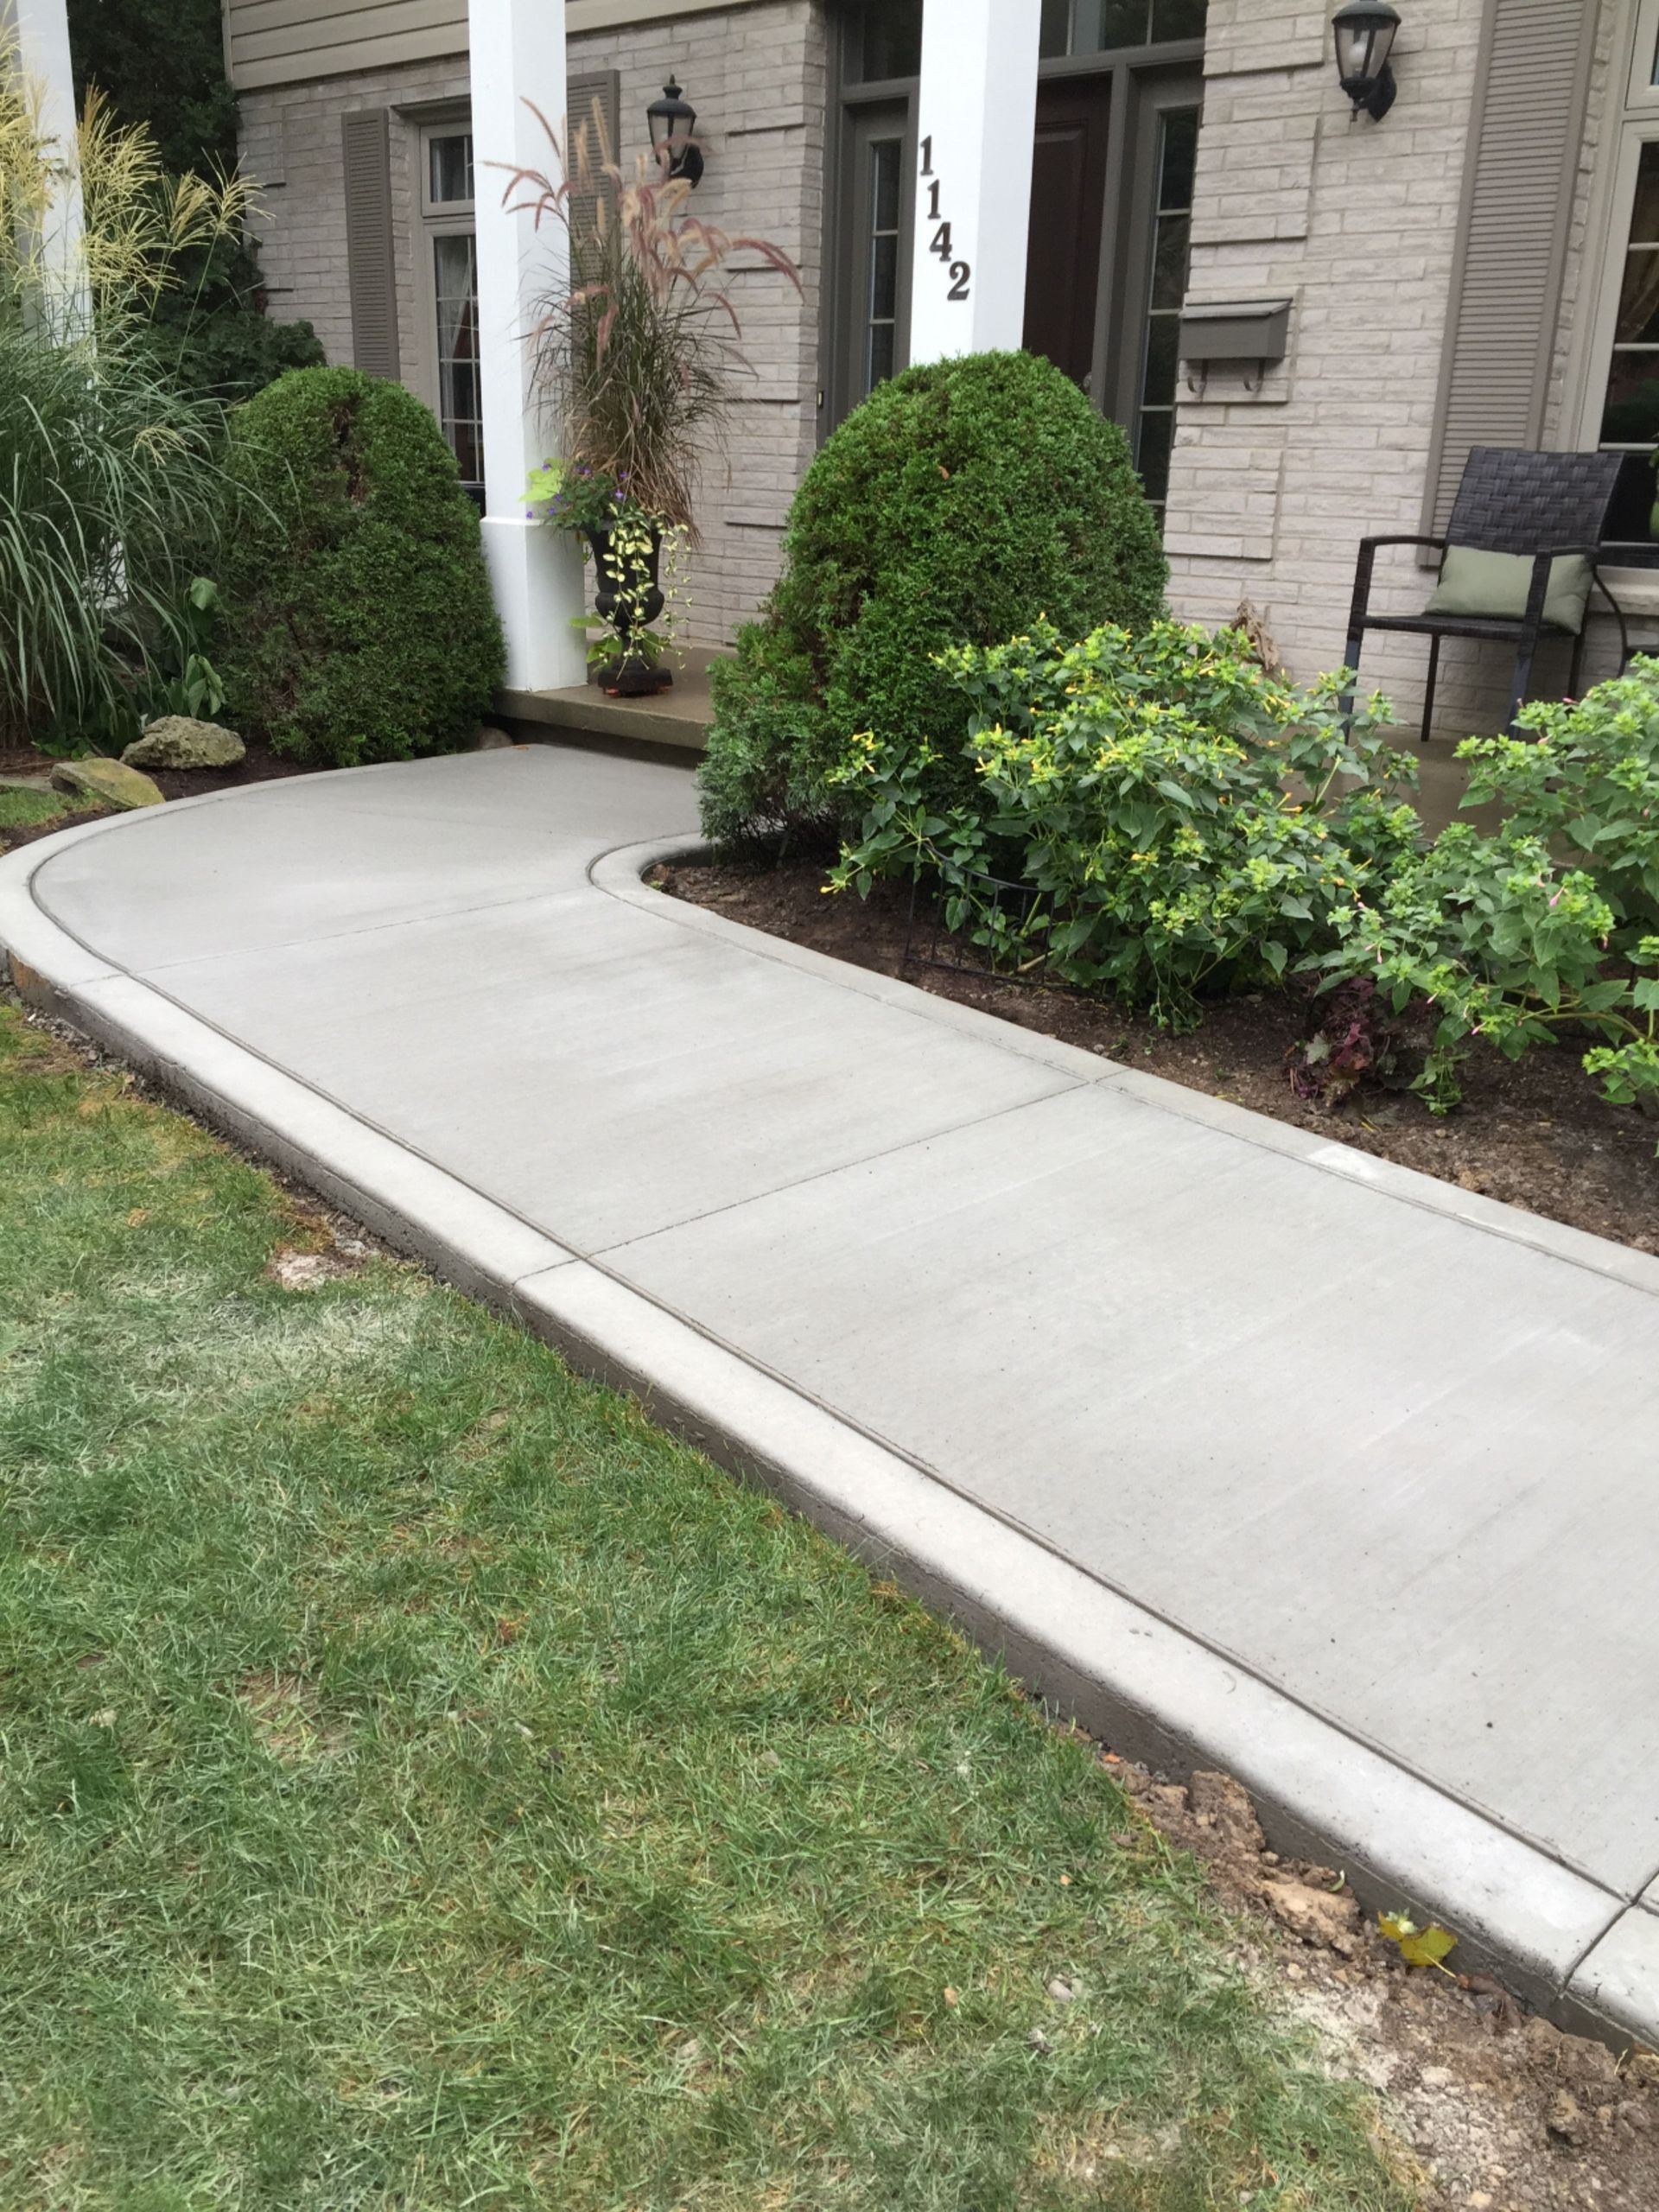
585,522,672,697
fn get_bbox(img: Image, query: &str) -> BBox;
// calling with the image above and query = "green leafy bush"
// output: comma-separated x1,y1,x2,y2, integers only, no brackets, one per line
1313,670,1659,1119
698,350,1167,843
215,368,505,766
830,620,1416,1029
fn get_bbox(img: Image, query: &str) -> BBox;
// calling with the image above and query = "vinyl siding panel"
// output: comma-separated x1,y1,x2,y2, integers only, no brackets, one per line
225,0,772,92
1421,0,1595,537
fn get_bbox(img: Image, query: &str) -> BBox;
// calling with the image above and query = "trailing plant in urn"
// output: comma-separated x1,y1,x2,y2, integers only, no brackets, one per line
502,99,798,693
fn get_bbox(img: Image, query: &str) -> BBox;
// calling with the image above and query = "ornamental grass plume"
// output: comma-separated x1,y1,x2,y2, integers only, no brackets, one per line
495,95,799,536
0,29,249,748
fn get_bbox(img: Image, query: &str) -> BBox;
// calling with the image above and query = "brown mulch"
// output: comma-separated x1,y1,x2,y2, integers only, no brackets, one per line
652,855,1659,1258
0,741,315,855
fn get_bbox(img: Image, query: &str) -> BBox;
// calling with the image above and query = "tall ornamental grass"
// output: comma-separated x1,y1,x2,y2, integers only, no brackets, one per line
0,41,245,749
500,99,798,532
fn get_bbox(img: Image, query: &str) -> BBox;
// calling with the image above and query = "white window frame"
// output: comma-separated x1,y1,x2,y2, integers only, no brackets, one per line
1564,1,1659,585
1630,0,1659,109
414,110,482,489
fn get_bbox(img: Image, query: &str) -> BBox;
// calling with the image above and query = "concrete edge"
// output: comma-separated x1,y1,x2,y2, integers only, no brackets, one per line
3,804,1652,2045
509,1256,1623,2019
1569,1910,1659,2048
0,882,578,1313
596,836,1659,1302
500,687,709,754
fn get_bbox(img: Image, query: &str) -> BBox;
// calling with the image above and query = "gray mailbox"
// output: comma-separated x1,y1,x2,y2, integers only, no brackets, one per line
1176,298,1292,367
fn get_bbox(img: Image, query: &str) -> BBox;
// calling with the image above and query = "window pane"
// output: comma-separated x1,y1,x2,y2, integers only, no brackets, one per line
1134,106,1199,519
871,232,899,321
433,232,484,484
1596,140,1659,491
864,137,902,400
851,0,922,81
1618,247,1659,346
1151,0,1207,38
1159,108,1199,210
1135,410,1174,507
1150,211,1191,310
429,132,474,204
1075,0,1154,50
1600,355,1659,448
872,136,900,232
1039,0,1071,57
1051,0,1205,52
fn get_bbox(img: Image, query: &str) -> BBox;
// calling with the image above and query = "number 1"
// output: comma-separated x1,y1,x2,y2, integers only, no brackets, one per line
927,178,941,219
920,134,934,176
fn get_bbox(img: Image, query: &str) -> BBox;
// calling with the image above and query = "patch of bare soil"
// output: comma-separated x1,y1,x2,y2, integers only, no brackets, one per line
1109,1761,1659,2211
653,856,1659,1256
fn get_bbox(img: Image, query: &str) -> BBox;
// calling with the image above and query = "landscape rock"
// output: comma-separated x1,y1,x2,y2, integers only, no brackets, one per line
1263,1878,1363,1957
49,758,164,810
122,717,245,771
474,723,516,751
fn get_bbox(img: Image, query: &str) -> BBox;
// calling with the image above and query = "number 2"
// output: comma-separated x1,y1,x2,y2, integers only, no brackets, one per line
948,260,971,301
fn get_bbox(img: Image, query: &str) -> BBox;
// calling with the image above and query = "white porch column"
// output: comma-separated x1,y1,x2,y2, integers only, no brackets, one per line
468,0,588,692
909,0,1041,362
5,0,86,324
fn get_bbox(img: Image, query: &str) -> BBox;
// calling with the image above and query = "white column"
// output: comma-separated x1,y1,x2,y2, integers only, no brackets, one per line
909,0,1041,363
468,0,588,693
5,0,86,330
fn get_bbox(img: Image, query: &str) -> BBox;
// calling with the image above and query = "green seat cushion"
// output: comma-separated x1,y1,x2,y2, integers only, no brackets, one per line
1423,545,1594,634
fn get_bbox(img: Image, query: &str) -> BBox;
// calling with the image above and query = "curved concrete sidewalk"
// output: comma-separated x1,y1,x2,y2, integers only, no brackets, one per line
5,741,1659,2043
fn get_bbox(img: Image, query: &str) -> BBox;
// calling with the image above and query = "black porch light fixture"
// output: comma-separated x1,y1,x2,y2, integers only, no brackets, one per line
647,79,703,186
1332,3,1401,121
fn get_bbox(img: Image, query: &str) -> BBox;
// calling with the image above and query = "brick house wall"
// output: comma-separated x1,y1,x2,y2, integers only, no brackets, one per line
237,0,1639,726
237,0,825,650
1163,0,1631,738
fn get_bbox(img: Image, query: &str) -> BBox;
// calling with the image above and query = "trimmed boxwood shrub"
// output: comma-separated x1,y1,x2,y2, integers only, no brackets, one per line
216,367,505,766
698,349,1167,842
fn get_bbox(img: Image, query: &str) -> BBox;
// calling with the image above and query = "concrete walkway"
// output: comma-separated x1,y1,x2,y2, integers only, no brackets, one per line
5,741,1659,2044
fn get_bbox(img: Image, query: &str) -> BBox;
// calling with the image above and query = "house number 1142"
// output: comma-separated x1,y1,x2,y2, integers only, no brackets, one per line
919,137,970,302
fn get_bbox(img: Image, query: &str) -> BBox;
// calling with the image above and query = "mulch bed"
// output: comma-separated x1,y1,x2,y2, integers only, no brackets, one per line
653,854,1659,1259
0,741,314,855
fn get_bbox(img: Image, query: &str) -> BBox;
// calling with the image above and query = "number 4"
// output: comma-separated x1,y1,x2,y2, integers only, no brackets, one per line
931,221,953,261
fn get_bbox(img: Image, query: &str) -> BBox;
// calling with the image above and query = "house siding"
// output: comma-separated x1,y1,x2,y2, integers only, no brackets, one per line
224,0,772,94
238,0,824,649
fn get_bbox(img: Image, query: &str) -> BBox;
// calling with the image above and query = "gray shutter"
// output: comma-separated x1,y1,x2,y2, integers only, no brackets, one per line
1420,0,1593,538
342,110,401,380
567,68,622,246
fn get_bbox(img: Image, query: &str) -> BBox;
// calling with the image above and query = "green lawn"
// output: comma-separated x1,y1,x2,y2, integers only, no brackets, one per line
0,786,86,850
0,1003,1414,2210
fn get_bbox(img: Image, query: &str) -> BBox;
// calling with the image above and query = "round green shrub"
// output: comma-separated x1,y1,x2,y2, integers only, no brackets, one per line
215,367,505,766
698,349,1167,842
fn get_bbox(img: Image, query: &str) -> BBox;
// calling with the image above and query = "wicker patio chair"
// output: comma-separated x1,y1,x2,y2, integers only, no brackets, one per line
1341,448,1638,742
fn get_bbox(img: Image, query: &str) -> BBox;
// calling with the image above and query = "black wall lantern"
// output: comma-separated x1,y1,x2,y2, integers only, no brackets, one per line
1332,3,1401,121
647,79,703,187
